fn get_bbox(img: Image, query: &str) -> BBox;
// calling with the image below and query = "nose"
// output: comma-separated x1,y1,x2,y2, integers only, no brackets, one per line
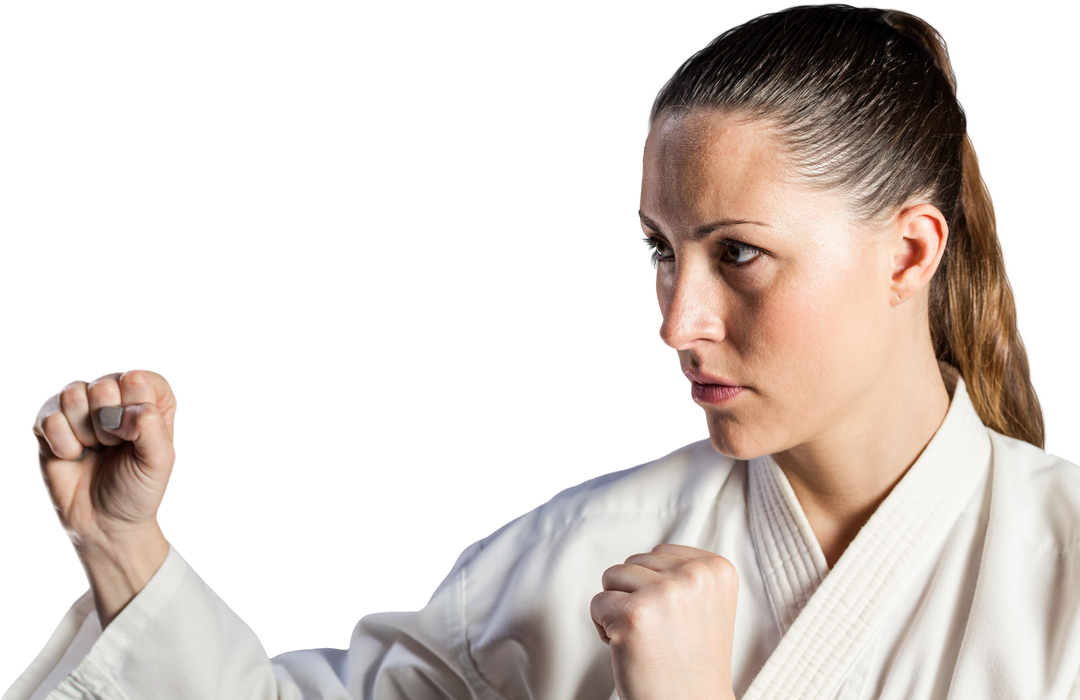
658,263,727,350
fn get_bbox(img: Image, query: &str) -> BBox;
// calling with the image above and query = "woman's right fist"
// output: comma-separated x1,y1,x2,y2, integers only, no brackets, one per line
33,370,176,547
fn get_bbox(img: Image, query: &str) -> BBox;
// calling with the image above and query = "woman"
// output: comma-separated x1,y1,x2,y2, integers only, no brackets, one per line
9,5,1080,699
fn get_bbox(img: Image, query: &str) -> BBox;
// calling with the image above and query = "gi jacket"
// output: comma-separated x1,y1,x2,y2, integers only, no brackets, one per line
8,374,1080,699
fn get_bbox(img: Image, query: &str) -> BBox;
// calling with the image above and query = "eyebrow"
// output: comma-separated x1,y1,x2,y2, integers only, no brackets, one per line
638,211,770,241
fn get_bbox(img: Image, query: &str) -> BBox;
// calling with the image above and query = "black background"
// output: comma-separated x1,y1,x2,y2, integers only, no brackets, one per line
4,1,1075,687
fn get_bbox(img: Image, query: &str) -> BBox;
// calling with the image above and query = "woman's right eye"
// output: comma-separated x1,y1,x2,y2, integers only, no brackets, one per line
643,236,674,267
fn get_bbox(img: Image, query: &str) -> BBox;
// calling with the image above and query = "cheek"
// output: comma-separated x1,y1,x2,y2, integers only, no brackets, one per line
741,257,886,390
655,263,676,312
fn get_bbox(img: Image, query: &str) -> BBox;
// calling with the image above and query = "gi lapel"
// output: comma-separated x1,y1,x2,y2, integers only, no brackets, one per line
748,453,830,634
741,377,991,700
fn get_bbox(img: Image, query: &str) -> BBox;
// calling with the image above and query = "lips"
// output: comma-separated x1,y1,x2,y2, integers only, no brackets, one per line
682,369,743,384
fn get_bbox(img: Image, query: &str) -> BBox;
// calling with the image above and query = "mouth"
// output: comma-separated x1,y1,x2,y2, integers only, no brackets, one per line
683,367,748,405
691,383,746,405
682,371,743,388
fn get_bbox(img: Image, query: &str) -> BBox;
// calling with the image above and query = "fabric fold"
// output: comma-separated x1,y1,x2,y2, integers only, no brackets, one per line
748,454,830,634
742,376,991,700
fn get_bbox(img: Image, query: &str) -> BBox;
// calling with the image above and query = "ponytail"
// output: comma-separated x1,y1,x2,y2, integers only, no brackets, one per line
929,136,1045,447
886,13,1046,447
652,5,1045,447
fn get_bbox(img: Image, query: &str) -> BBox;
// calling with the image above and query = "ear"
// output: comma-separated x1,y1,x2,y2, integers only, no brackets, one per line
889,203,948,306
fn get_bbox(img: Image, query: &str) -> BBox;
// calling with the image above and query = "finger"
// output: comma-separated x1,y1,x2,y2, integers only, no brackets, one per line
73,445,102,461
86,373,123,446
107,402,175,473
653,544,739,587
651,543,717,560
592,619,610,645
58,381,99,450
120,369,159,412
622,553,678,570
590,589,632,644
118,370,177,438
642,545,722,579
648,542,708,557
33,394,84,461
601,562,659,593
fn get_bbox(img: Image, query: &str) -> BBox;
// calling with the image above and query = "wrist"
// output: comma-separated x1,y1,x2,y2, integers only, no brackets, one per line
73,522,170,628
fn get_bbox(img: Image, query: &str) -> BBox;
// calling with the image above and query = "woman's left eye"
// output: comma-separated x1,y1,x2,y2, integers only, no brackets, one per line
721,237,764,265
635,235,764,267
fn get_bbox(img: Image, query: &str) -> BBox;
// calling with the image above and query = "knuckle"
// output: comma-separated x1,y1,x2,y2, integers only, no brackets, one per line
41,410,68,437
86,373,121,397
58,383,87,410
655,576,683,607
710,555,740,588
677,559,712,588
119,370,149,391
622,597,649,633
134,404,161,426
133,406,170,445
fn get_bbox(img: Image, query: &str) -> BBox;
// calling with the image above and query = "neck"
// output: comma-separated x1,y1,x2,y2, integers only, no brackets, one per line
773,352,952,568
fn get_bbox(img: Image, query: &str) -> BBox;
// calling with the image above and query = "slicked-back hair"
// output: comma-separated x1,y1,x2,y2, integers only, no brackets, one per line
651,5,1043,447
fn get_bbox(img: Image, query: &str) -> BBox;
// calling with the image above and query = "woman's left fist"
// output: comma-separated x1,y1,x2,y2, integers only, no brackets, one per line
591,543,739,700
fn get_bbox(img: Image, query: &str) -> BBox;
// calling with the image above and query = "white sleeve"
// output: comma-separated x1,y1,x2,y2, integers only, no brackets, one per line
4,542,347,700
3,542,494,700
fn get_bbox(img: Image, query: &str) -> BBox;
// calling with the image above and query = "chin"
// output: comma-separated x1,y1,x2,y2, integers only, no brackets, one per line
704,429,764,462
704,411,783,461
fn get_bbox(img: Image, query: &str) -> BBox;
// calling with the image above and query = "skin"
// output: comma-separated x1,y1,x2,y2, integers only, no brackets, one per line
34,371,174,628
642,110,950,560
590,110,950,698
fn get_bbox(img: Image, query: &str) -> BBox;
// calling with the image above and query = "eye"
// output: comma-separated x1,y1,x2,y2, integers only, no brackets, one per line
721,237,764,265
635,233,669,263
635,235,764,267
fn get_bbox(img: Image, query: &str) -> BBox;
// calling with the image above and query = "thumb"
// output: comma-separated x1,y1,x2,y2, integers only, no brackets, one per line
98,403,175,470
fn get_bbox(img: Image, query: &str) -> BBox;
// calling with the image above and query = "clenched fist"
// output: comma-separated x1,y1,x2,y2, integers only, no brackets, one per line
33,370,176,627
591,543,739,700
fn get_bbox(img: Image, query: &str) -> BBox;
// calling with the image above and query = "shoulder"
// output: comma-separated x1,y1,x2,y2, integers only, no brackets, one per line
987,430,1080,505
475,438,736,552
531,438,738,526
960,432,1080,691
987,430,1080,555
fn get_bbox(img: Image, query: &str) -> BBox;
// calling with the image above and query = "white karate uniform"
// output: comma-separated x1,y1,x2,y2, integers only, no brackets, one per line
7,373,1080,700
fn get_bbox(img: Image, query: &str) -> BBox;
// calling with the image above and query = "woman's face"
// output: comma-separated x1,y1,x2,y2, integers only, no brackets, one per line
641,110,900,459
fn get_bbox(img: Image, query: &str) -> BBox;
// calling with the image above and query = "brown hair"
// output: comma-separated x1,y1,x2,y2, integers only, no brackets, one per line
651,4,1044,447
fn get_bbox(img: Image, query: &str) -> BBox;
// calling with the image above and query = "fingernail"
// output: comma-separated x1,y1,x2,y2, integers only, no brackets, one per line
74,447,87,462
97,406,123,430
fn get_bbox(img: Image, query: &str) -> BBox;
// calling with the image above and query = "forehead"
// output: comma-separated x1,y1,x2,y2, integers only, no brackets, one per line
645,110,782,169
641,111,794,230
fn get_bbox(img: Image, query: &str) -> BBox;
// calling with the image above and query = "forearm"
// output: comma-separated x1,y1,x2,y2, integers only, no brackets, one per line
73,522,170,628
